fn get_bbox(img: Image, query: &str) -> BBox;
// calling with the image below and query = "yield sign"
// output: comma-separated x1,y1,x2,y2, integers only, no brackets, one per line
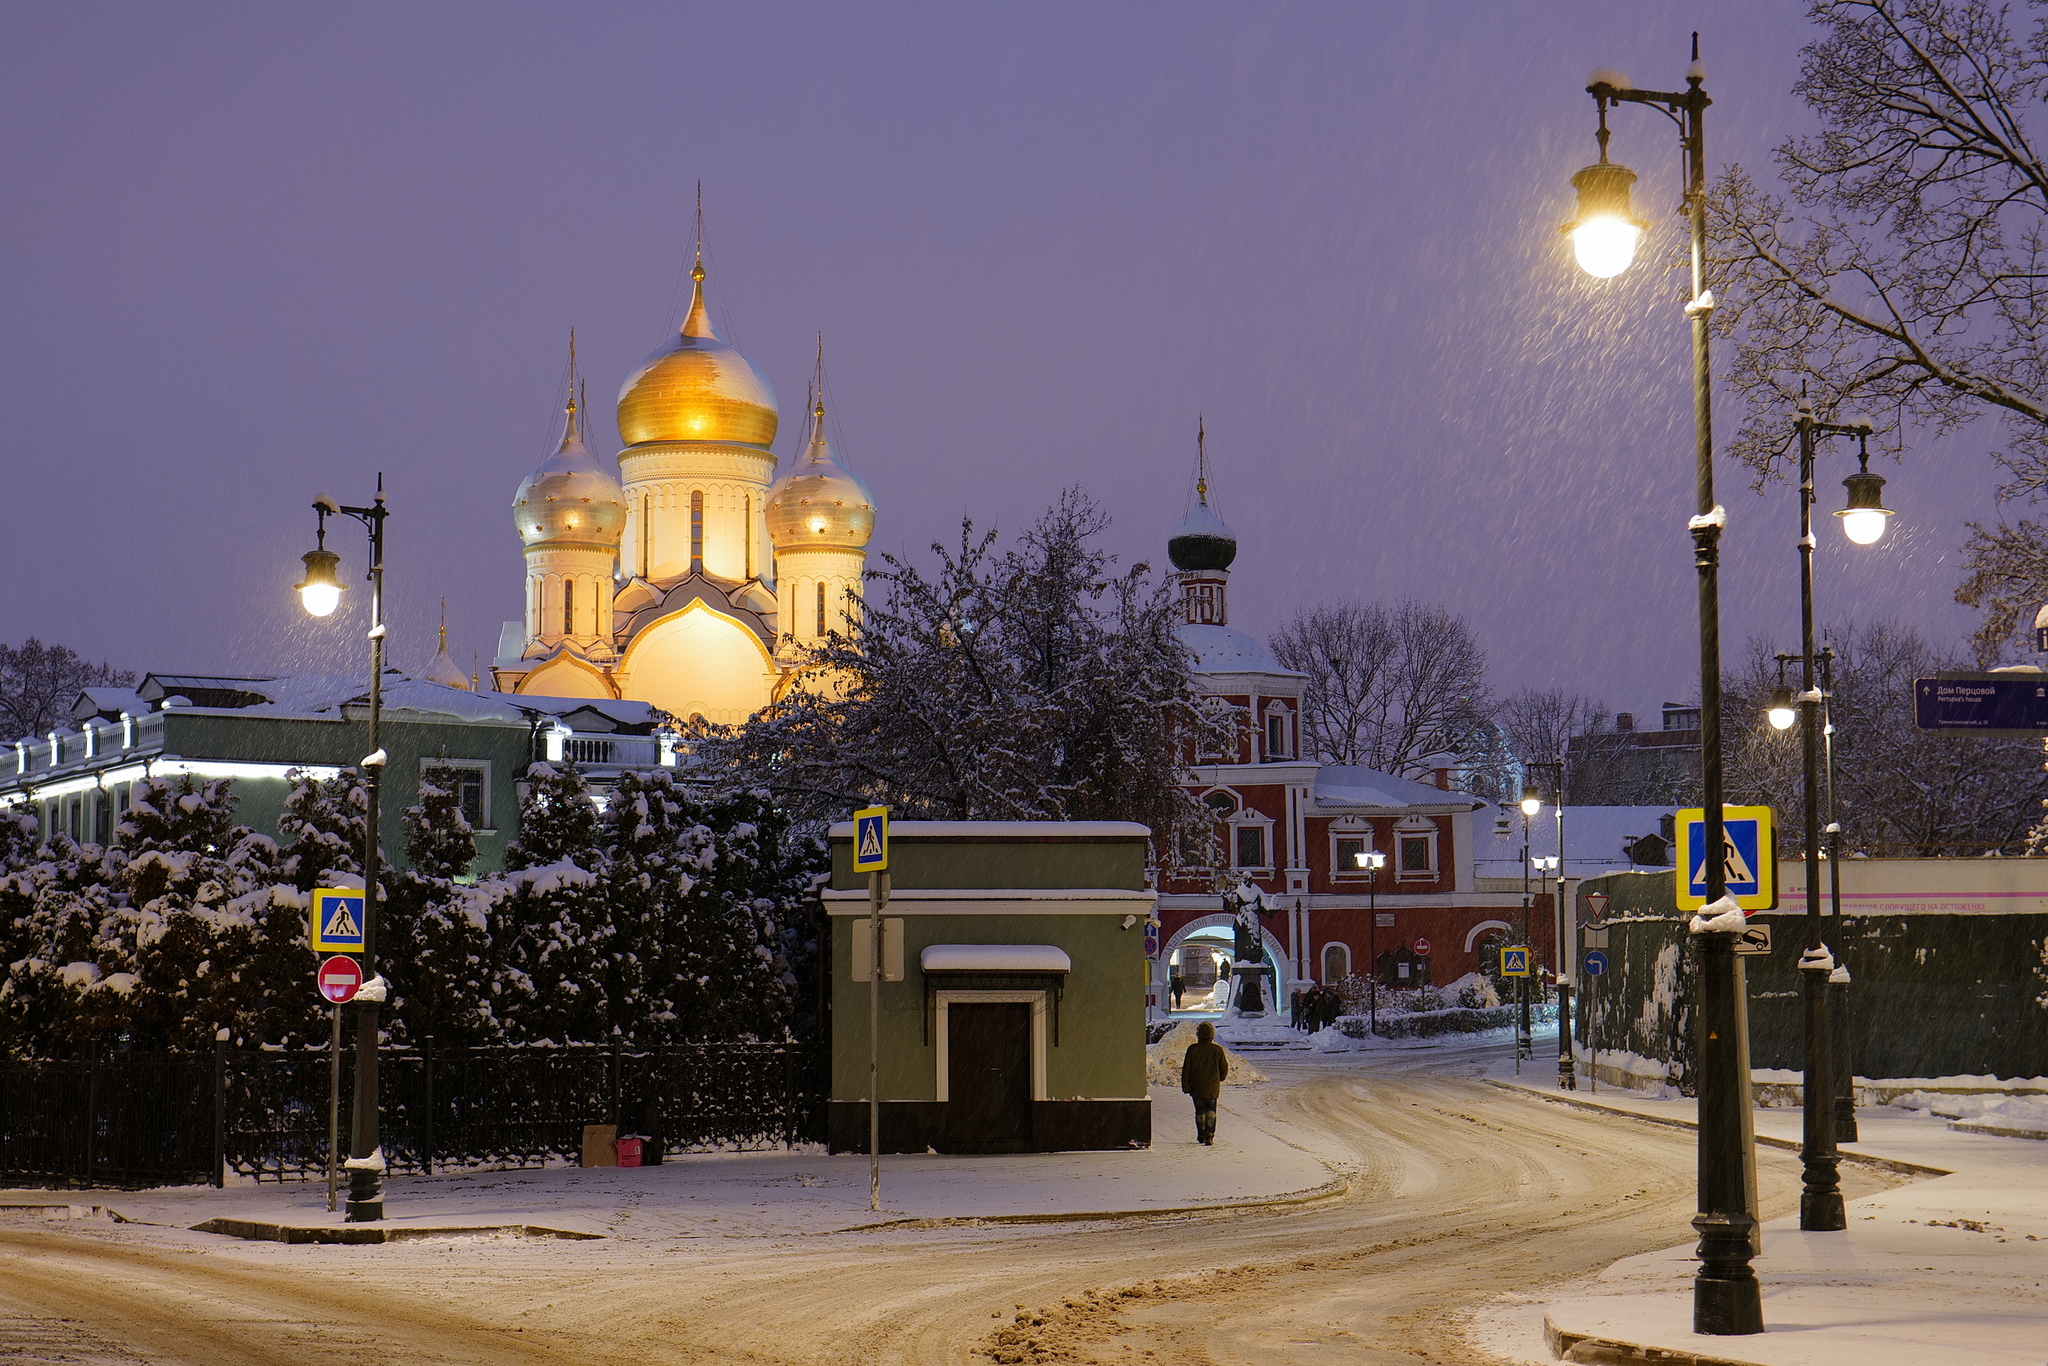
317,955,363,1004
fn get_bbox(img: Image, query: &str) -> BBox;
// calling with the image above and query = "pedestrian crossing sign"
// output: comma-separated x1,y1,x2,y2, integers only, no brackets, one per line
1674,805,1776,912
1501,946,1532,977
852,806,889,873
310,888,366,954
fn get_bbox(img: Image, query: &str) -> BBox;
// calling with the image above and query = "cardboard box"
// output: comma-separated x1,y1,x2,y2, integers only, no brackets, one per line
580,1124,618,1167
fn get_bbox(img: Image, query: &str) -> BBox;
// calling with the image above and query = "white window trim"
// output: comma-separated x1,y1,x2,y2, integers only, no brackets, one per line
1227,809,1275,872
1394,822,1439,881
1329,820,1377,880
933,990,1048,1103
419,757,495,835
1262,702,1292,761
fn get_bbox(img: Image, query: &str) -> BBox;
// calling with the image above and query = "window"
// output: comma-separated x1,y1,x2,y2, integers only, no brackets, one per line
1264,706,1291,760
422,761,489,832
563,578,575,636
745,494,754,578
1322,943,1350,983
1395,817,1439,880
690,490,704,572
1235,823,1267,869
1334,835,1371,876
816,582,827,638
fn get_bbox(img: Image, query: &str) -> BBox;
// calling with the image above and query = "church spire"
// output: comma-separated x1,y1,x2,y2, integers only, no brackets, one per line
682,182,716,340
422,597,471,690
1167,418,1237,626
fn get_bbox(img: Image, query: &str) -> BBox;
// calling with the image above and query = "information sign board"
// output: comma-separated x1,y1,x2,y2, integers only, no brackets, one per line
1914,673,2048,737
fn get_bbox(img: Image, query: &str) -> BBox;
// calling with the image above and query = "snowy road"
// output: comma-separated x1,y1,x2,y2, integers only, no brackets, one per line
0,1045,1901,1366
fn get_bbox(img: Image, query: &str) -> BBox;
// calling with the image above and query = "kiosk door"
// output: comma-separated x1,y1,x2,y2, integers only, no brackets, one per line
946,1002,1032,1152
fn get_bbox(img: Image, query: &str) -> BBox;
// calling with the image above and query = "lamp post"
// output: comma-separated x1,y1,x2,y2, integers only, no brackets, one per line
295,479,389,1222
1355,849,1387,1035
1783,403,1889,1230
1565,37,1761,1335
1518,782,1540,1068
1819,649,1858,1143
1526,758,1571,1089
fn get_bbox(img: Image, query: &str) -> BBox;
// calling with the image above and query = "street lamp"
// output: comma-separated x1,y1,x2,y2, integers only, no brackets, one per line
1766,684,1798,732
1516,785,1539,1068
1568,37,1762,1336
1778,402,1890,1234
1354,849,1387,1035
295,480,389,1223
1525,759,1571,1090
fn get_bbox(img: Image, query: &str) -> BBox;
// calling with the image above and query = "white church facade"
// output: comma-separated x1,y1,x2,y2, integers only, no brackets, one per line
491,256,875,724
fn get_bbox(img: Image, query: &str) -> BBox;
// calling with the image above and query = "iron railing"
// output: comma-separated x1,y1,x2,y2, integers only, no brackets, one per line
0,1039,822,1189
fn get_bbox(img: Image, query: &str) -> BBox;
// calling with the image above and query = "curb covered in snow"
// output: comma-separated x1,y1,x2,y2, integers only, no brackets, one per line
1482,1078,1954,1178
187,1217,604,1244
837,1173,1351,1232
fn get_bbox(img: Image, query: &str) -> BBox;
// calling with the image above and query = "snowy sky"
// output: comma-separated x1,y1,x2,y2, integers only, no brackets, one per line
0,2,2001,711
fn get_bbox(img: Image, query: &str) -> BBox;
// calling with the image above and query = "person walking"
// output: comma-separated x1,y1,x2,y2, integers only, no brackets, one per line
1180,1020,1229,1145
1169,968,1185,1011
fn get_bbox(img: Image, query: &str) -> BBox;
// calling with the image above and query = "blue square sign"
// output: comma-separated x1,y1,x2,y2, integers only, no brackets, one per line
1674,805,1776,911
310,888,366,954
852,806,889,873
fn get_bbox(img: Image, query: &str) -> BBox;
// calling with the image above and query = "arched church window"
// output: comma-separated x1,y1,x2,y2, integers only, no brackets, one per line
816,582,827,638
745,494,754,579
563,579,575,637
690,491,704,574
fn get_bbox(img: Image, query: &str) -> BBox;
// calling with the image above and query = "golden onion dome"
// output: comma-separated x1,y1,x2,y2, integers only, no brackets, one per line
514,391,627,549
765,400,875,550
615,266,779,448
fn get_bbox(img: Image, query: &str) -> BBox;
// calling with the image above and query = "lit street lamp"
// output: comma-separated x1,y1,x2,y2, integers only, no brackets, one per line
296,480,389,1222
1566,38,1762,1335
1354,849,1388,1035
1525,758,1571,1090
1517,781,1540,1068
1771,402,1891,1234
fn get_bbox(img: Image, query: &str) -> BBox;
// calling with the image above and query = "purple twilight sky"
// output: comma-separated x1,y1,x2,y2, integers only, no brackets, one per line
0,2,2006,718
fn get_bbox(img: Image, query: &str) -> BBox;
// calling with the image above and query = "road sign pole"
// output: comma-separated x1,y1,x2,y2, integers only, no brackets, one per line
327,1004,341,1213
868,868,888,1212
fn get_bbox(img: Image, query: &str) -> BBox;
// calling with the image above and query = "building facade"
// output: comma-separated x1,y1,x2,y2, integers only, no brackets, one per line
493,259,876,727
1151,470,1533,1000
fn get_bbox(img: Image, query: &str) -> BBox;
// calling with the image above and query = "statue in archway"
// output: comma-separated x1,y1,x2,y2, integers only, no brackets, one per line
1225,879,1274,1015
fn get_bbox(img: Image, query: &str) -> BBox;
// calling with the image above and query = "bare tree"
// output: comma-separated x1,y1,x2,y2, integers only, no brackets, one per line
0,639,134,740
1710,0,2048,659
1723,620,2048,854
1268,601,1492,777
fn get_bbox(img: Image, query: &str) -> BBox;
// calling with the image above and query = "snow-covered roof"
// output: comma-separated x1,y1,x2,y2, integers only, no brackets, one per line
1314,766,1483,811
920,944,1072,972
70,687,145,722
1472,803,1679,877
826,820,1151,839
1178,624,1301,676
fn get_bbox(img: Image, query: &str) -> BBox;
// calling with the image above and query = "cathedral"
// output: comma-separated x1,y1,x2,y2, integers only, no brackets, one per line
491,256,876,723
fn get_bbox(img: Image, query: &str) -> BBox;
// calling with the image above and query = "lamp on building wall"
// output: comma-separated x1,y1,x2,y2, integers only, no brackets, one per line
291,479,388,1223
1565,38,1763,1334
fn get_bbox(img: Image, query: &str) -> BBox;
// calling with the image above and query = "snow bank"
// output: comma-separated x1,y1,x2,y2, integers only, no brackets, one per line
1145,1020,1266,1088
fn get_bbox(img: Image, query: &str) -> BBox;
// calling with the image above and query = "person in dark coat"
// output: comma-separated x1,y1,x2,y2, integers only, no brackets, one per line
1179,1020,1229,1145
1169,969,1186,1010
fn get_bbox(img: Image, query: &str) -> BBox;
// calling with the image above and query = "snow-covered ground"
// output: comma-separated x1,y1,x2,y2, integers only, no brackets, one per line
1467,1067,2048,1366
2,1082,1338,1241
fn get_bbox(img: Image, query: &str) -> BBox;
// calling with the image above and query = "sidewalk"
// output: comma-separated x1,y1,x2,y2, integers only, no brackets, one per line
0,1083,1340,1245
1476,1067,2048,1366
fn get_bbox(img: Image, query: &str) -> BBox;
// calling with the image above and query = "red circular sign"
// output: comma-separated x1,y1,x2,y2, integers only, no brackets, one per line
317,955,363,1003
1414,937,1432,956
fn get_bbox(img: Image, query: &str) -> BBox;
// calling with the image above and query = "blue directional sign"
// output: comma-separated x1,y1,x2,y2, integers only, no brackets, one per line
1501,946,1532,978
1915,673,2048,737
852,806,889,873
1674,805,1777,912
1583,949,1609,977
310,888,366,954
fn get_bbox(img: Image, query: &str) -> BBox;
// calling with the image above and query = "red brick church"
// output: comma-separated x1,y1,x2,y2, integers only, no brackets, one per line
1152,465,1528,1007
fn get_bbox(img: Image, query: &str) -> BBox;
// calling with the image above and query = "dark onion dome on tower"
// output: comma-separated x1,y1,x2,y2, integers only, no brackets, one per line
514,386,627,549
1168,493,1237,571
615,262,779,449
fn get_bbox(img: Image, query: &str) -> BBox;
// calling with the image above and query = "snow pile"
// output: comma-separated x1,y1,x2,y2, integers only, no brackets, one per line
1891,1090,2048,1134
1145,1020,1266,1087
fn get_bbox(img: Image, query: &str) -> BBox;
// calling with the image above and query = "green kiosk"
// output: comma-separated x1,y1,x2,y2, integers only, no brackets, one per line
825,820,1155,1154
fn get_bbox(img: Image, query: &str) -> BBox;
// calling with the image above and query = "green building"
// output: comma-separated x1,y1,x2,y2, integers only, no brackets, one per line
2,671,674,876
825,820,1155,1154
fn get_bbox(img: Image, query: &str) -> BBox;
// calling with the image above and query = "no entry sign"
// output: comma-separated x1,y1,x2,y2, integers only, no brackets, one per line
1413,937,1431,956
317,955,363,1004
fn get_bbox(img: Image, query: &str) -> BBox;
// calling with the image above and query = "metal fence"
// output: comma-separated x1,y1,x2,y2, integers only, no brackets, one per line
0,1040,823,1189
